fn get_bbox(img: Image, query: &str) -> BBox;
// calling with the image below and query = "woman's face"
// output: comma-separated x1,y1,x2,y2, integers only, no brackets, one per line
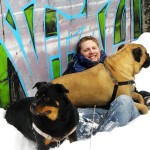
80,40,100,62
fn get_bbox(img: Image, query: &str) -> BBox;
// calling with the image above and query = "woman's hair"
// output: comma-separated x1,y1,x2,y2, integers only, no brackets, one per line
76,36,99,53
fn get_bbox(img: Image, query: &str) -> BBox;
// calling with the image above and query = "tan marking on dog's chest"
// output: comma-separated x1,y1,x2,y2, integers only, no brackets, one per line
44,139,53,145
47,107,59,120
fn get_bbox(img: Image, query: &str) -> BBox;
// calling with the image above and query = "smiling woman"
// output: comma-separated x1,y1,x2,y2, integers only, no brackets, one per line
80,40,100,62
63,36,107,75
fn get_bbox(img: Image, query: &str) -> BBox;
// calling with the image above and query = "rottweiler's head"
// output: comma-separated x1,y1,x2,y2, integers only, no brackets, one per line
31,82,79,142
31,82,70,120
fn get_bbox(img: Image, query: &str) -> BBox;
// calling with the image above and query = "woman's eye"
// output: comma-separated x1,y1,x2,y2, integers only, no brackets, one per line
84,49,89,52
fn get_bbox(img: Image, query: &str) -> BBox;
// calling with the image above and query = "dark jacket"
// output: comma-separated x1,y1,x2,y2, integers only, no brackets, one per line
63,50,107,75
63,61,76,75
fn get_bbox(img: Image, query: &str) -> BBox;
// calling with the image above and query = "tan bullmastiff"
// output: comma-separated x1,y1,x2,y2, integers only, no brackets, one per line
51,43,150,114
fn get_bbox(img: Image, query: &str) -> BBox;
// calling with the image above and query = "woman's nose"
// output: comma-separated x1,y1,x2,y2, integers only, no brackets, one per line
89,48,94,54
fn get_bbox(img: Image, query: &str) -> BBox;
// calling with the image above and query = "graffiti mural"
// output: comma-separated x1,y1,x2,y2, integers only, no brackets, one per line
0,0,142,108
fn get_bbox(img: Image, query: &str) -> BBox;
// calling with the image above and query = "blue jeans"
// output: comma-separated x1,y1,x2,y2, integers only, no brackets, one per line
77,95,140,140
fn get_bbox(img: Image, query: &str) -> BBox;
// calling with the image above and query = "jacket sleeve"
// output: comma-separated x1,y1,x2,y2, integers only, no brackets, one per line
100,50,107,63
62,61,76,75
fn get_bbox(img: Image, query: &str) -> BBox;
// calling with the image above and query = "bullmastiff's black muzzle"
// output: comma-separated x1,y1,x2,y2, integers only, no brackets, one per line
142,53,150,68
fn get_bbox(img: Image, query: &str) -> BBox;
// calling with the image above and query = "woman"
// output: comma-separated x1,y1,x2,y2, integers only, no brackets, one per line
63,36,107,75
63,36,140,140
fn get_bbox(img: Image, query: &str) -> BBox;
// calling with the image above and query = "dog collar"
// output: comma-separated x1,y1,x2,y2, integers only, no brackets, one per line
32,123,76,142
32,123,59,142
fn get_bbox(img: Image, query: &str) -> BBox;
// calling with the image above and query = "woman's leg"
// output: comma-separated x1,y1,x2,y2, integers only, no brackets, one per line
76,107,107,140
76,95,140,139
99,94,140,132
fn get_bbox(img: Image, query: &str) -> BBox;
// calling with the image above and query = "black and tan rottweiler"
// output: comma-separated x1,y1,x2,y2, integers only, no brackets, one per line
5,83,79,150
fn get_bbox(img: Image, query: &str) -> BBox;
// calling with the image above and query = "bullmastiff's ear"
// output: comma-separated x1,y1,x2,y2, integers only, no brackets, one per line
55,84,69,93
132,47,142,62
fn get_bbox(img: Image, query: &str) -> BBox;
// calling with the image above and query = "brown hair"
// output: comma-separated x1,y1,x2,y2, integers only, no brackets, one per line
76,36,99,53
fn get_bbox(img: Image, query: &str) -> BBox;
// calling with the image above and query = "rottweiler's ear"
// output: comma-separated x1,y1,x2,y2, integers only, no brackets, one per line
132,47,142,62
55,84,69,93
35,83,50,98
117,44,125,51
33,82,47,89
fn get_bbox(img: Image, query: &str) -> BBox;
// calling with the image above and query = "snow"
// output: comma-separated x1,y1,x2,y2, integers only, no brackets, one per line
133,32,150,92
1,108,150,150
0,32,150,150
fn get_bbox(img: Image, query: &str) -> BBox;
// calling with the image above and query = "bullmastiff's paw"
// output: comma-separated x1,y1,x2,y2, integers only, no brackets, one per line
140,105,149,114
134,102,148,114
132,92,145,104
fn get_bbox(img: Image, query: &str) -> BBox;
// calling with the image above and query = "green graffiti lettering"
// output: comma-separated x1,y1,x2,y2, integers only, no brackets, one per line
24,4,35,47
98,5,107,50
6,9,16,30
68,53,74,63
133,0,141,38
114,0,125,44
82,0,87,14
45,9,57,37
52,58,60,79
0,44,10,108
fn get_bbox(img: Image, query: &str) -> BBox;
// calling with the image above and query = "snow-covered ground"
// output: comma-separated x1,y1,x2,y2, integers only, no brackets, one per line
133,32,150,92
1,108,150,150
0,32,150,150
